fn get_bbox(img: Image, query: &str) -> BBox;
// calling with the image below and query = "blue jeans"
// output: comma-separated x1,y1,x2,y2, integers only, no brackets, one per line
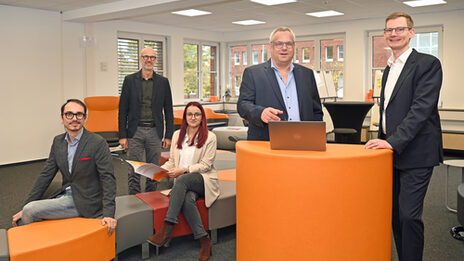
19,189,80,225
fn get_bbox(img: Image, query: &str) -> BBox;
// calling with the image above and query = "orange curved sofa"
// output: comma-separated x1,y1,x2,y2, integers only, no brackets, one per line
236,141,393,261
7,218,115,261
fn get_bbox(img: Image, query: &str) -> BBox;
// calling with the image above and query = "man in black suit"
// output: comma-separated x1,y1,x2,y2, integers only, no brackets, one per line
237,26,323,141
12,99,117,234
365,12,443,261
118,47,174,194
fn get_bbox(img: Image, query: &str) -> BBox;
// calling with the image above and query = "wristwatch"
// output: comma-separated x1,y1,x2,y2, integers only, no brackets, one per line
183,168,188,174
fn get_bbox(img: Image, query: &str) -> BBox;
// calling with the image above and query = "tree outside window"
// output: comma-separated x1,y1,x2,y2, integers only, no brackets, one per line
302,47,310,63
325,46,334,62
183,42,218,99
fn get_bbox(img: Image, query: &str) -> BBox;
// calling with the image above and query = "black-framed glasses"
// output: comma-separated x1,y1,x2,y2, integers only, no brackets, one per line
271,41,295,49
186,112,202,118
141,55,156,60
63,112,86,120
384,27,411,35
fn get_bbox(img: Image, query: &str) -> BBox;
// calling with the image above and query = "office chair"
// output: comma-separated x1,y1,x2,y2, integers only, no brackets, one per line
84,96,120,148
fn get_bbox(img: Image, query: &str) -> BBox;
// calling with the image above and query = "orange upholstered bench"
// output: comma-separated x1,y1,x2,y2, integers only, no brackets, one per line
7,218,115,261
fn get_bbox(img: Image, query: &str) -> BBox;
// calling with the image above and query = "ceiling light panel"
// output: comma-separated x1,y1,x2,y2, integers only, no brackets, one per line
250,0,297,6
171,9,212,17
232,20,266,25
403,0,447,7
306,10,344,18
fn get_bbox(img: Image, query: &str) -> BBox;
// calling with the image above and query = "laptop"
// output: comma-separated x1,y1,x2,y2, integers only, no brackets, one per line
268,121,326,151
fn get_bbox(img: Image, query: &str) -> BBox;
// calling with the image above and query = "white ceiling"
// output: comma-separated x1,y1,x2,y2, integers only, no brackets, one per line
1,0,463,32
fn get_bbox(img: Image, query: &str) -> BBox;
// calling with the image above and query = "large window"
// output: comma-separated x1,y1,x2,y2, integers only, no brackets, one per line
320,38,344,97
184,41,218,100
368,26,442,98
294,40,315,69
337,45,344,61
234,52,240,65
302,47,311,63
229,45,247,97
228,34,345,98
117,33,165,94
324,46,334,62
252,50,259,65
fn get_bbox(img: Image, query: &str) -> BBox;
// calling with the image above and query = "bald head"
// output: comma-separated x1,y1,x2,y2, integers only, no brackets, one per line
141,47,156,57
140,47,156,72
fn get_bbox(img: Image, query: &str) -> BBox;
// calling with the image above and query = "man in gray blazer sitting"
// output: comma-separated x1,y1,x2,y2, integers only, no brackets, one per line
12,99,117,235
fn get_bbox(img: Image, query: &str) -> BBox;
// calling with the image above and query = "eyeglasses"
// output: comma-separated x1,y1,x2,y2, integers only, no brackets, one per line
186,113,202,118
384,27,411,35
141,55,156,60
271,41,295,49
63,112,86,120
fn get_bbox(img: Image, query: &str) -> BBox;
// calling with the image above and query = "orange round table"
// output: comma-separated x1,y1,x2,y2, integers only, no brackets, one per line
236,141,393,261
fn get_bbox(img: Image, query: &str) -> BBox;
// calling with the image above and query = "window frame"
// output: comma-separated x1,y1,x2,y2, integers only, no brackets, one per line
325,46,334,62
337,45,344,62
183,39,220,101
234,52,240,65
117,32,167,94
302,47,310,63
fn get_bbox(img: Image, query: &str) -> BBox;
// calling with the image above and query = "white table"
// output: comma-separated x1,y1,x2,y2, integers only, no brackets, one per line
444,159,464,213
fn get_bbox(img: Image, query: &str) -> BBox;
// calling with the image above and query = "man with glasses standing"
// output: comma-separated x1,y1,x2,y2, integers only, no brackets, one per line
119,47,174,194
365,12,443,261
12,99,117,235
238,26,323,141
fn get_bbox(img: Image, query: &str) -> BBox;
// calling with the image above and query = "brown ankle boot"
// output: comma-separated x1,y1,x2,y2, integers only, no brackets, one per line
199,236,212,261
147,222,172,247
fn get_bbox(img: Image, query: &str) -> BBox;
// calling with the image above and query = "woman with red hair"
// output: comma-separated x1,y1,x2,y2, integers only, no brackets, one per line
147,102,219,261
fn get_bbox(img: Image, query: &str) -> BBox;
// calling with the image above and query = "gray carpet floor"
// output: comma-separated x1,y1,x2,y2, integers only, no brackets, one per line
1,152,464,260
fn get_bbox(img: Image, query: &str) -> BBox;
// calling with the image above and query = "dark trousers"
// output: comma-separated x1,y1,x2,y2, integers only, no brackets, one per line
127,127,161,194
165,172,207,239
392,167,433,261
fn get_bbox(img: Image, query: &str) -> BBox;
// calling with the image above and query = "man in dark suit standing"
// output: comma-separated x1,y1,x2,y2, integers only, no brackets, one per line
237,26,323,141
365,12,443,261
118,47,174,194
12,99,117,234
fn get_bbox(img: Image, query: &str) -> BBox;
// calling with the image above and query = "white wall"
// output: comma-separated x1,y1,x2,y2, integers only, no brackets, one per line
1,5,463,164
0,6,63,164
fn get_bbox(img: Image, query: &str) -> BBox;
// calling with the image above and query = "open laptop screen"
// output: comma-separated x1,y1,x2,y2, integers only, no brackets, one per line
269,121,326,151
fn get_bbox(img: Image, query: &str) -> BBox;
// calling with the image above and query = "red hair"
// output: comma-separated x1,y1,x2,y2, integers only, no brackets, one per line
177,102,209,149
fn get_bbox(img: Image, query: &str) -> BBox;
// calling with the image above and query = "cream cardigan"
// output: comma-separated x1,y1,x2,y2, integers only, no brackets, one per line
161,130,220,207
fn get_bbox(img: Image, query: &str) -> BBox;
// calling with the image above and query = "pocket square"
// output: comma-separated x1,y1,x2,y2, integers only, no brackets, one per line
79,157,91,161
